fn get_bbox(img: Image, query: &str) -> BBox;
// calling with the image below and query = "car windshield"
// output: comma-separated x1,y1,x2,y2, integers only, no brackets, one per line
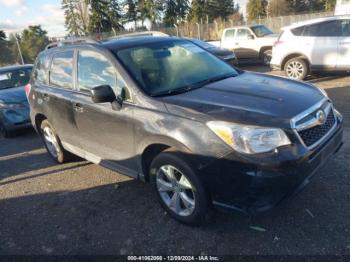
251,25,273,37
116,40,238,97
0,68,32,90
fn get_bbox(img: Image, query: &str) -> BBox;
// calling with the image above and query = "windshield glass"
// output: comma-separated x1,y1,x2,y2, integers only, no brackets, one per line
0,68,32,90
116,40,238,96
251,25,273,37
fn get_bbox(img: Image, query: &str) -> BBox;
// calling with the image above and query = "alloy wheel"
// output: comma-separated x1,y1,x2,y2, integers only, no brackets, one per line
42,126,60,158
286,61,305,79
156,165,195,217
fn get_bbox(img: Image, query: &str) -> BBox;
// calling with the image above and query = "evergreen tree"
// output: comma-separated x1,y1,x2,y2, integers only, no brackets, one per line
247,0,268,21
20,26,49,63
324,0,336,11
0,31,14,66
0,30,6,41
285,0,308,14
210,0,237,20
89,0,123,33
268,0,289,17
164,0,189,26
123,0,138,27
62,0,80,35
138,0,163,27
188,0,208,22
62,0,89,36
286,0,328,14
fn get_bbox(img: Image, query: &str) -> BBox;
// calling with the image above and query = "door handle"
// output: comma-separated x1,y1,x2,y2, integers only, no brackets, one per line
73,103,84,113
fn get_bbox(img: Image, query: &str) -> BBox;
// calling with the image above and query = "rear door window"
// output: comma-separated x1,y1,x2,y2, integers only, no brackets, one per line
303,21,342,37
291,26,305,36
340,19,350,36
49,51,74,89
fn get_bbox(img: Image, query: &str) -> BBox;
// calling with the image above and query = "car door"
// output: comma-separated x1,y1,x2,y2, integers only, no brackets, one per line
71,48,136,172
221,29,236,50
303,21,340,68
337,19,350,68
234,28,258,59
35,50,80,147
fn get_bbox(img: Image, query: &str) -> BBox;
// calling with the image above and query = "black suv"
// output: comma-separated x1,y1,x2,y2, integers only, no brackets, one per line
28,37,343,225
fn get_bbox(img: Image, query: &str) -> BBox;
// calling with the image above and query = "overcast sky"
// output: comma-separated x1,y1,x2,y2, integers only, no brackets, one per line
0,0,247,37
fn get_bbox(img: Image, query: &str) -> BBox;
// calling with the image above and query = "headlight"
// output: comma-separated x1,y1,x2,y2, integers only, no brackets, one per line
207,121,291,154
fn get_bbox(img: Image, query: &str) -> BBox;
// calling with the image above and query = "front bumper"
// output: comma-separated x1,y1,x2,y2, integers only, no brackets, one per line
200,120,343,215
0,108,32,132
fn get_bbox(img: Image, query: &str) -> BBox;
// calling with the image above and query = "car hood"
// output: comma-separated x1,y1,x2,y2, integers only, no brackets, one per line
263,33,279,38
208,47,234,57
0,86,28,104
160,72,325,128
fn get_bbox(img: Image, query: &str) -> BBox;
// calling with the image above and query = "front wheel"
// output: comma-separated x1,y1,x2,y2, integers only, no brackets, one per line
150,151,208,226
0,121,10,138
285,57,309,80
262,49,272,66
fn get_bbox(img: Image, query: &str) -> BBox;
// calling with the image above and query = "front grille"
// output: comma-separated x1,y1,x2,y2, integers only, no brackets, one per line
298,109,336,147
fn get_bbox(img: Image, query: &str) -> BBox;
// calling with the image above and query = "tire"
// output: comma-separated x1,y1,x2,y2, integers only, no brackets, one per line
40,119,71,163
150,150,208,226
284,57,309,80
261,49,272,66
0,121,10,138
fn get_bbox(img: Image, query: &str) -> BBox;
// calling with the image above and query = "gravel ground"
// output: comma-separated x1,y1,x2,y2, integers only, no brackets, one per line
0,67,349,256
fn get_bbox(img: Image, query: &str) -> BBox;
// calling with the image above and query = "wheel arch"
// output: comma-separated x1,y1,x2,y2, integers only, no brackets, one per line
34,113,47,134
259,46,272,58
138,136,192,182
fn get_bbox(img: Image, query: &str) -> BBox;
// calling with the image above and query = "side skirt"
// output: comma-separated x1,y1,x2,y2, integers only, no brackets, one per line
61,141,141,181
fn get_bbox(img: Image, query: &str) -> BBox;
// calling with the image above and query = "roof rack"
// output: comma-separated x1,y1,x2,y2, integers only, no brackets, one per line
45,38,99,50
105,31,169,41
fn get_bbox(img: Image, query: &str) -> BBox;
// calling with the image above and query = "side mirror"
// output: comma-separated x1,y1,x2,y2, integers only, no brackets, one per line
247,34,255,40
91,85,116,103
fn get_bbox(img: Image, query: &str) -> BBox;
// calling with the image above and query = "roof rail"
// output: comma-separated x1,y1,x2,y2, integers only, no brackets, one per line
105,31,169,41
45,38,99,50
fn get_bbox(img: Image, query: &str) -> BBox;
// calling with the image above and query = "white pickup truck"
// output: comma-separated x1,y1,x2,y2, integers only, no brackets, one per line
209,25,278,65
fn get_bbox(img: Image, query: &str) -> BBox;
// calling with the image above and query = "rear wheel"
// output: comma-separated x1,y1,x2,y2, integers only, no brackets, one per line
150,151,208,226
40,120,71,163
285,57,309,80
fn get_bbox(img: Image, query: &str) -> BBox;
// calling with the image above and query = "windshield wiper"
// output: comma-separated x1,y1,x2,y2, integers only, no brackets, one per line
152,73,237,97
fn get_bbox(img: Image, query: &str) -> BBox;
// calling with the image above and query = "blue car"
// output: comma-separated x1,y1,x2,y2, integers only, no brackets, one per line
0,64,33,137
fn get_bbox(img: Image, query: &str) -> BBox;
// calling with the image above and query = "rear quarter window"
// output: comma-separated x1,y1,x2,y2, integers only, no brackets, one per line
291,26,305,36
33,53,51,85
